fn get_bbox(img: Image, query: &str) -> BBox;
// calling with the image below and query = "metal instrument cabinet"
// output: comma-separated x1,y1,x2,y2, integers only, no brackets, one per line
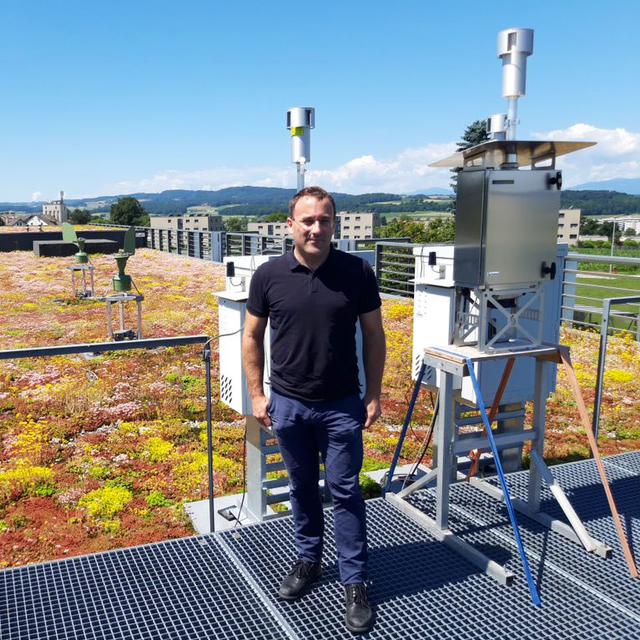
455,168,561,289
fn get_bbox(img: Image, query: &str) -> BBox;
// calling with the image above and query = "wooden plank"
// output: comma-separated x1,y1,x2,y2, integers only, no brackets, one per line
558,345,639,579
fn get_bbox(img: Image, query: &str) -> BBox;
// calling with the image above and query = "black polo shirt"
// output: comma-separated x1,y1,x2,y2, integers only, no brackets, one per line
246,247,381,402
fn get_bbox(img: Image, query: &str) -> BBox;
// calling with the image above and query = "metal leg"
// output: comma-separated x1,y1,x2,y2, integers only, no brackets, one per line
245,416,267,521
386,492,514,585
136,299,143,339
435,371,455,529
106,302,113,339
530,450,609,556
527,358,547,512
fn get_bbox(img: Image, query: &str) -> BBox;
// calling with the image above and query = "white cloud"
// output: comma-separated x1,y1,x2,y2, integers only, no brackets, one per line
531,124,640,187
102,143,456,197
31,191,43,201
98,124,640,196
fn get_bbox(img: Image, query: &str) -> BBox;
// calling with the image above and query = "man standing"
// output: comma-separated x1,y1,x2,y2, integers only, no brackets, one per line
242,186,385,634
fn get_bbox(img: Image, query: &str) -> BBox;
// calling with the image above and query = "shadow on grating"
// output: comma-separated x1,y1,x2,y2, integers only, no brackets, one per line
219,498,640,639
0,536,288,640
405,455,640,623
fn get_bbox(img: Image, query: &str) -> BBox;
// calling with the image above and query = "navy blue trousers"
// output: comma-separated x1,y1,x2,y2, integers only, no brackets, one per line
269,390,368,585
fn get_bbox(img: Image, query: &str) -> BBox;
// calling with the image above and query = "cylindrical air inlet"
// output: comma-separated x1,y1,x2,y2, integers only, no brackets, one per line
487,113,507,140
497,28,533,142
497,28,534,98
287,107,315,165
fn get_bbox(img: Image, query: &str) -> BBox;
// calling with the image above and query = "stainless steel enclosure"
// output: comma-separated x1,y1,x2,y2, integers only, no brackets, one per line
454,168,561,288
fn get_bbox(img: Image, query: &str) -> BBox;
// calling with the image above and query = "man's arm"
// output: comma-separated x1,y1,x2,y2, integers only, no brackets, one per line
359,307,386,429
242,310,271,427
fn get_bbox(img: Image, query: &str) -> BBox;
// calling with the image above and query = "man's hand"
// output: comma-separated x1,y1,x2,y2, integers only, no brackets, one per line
252,394,272,428
363,394,381,429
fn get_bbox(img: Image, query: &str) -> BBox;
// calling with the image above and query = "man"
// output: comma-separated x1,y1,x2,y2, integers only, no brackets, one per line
242,186,385,635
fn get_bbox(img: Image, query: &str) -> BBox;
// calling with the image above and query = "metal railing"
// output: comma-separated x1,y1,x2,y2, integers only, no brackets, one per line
98,225,640,339
372,243,640,338
562,253,640,339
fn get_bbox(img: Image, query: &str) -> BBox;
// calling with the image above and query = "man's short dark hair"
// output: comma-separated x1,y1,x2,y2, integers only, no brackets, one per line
289,186,337,219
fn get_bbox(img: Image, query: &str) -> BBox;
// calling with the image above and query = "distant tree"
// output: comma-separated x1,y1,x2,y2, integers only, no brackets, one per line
110,197,148,226
263,212,288,222
377,218,428,243
377,217,455,243
451,119,489,193
68,208,91,224
580,217,600,235
0,217,4,226
224,216,248,232
425,217,455,242
624,227,636,236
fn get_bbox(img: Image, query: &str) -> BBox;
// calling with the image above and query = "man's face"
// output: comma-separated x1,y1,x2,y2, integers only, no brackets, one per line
288,196,336,258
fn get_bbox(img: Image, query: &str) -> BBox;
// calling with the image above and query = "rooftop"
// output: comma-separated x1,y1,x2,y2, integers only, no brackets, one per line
2,452,639,639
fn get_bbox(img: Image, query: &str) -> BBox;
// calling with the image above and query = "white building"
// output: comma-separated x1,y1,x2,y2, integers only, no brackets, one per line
337,212,380,240
557,208,581,246
599,215,640,235
42,191,69,224
247,221,289,237
150,213,223,232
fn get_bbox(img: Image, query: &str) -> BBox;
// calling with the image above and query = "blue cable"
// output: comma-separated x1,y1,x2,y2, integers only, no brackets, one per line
465,356,542,607
383,361,426,496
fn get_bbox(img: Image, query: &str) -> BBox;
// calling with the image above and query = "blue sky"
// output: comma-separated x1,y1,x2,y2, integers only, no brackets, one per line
1,0,639,201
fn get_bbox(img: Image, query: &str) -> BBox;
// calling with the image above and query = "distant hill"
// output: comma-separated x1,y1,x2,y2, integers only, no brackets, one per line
0,187,405,217
406,188,453,196
571,178,640,195
2,185,640,218
561,190,640,216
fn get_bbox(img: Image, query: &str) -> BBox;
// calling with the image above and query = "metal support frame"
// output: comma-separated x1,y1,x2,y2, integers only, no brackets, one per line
386,342,613,594
68,264,95,299
593,295,640,438
104,293,144,340
453,285,544,351
0,335,216,532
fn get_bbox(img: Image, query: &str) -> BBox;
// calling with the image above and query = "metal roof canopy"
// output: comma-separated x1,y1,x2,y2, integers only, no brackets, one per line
430,140,596,169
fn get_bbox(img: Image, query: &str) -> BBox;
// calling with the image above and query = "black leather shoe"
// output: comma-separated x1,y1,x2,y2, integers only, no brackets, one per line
344,583,374,634
278,560,322,601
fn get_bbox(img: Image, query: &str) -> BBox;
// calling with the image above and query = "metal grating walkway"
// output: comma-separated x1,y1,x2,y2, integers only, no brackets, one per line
2,453,640,639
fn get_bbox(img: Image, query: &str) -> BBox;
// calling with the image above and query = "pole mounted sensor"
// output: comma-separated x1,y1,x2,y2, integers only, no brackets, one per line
286,107,315,191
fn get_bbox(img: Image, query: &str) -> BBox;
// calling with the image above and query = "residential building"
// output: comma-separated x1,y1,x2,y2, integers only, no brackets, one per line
557,208,581,246
247,221,289,237
598,215,640,235
42,191,69,224
337,212,380,240
0,212,28,226
150,213,223,232
26,214,58,226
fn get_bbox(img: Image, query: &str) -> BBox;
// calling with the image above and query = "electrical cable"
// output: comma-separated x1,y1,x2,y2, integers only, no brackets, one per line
400,391,439,493
465,355,542,607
